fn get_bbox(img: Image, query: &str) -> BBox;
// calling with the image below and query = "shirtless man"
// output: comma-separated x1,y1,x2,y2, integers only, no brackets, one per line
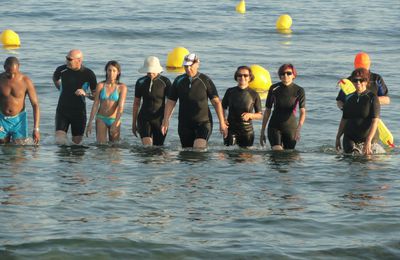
0,56,40,144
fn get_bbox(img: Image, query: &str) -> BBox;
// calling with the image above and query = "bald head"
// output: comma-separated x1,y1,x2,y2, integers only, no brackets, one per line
68,49,83,60
66,49,83,70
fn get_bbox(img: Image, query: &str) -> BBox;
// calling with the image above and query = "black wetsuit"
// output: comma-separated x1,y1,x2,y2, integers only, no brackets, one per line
222,86,262,147
135,74,171,145
53,65,97,136
342,90,380,153
168,72,219,148
336,72,388,103
265,82,305,149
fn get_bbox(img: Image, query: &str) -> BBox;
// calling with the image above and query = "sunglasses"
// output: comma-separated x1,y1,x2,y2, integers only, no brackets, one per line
237,74,250,78
352,78,366,83
279,71,293,77
66,56,80,61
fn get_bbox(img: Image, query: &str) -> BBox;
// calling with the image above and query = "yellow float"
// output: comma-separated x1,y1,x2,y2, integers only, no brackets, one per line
1,29,21,48
236,0,246,14
249,64,272,99
166,46,190,73
276,14,293,34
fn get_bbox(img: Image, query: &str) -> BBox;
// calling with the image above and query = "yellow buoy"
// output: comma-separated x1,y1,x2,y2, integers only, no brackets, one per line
236,0,246,14
276,14,292,30
1,29,21,47
166,46,190,73
249,64,272,99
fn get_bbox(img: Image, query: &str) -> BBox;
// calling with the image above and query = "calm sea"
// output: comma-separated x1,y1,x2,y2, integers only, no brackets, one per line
1,0,399,259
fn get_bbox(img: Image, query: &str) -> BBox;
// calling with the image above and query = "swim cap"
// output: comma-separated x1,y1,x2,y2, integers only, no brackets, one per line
354,52,371,69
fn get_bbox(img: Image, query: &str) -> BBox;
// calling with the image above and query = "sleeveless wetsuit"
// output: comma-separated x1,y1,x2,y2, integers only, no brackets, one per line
342,90,380,153
265,82,305,149
53,65,97,136
168,72,218,148
222,86,262,147
135,74,171,145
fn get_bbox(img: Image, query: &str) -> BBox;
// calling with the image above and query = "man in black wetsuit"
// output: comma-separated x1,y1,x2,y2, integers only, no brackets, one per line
53,49,97,145
161,53,227,149
132,56,171,146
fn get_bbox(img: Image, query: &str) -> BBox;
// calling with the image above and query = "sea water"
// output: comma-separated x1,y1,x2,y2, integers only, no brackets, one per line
1,0,399,258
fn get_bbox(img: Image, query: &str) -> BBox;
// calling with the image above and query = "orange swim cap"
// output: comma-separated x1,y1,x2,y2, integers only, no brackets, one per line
354,52,371,69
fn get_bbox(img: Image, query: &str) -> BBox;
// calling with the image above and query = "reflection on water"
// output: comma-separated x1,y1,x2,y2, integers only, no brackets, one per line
55,145,88,161
267,150,302,173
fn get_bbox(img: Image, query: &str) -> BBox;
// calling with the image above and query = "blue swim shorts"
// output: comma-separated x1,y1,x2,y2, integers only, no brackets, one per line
0,110,28,140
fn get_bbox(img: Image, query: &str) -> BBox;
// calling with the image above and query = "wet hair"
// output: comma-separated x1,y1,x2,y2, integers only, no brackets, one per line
234,66,255,82
278,63,297,78
104,60,121,82
4,56,19,69
350,68,370,83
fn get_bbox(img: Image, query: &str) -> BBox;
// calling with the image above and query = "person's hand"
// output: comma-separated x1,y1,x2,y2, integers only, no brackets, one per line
220,121,228,138
110,122,118,134
363,141,372,155
132,124,138,137
85,123,92,137
294,127,301,141
32,129,40,145
75,89,87,96
335,136,342,152
161,119,169,136
241,112,252,121
260,132,266,146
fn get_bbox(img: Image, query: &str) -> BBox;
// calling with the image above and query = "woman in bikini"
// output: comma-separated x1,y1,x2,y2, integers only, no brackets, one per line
86,60,127,143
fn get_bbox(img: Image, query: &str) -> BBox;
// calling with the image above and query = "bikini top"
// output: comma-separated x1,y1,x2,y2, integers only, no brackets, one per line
100,83,119,102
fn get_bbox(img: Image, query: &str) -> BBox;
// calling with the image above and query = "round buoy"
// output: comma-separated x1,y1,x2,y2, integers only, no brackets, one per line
276,14,292,30
249,64,272,99
1,29,21,47
236,0,246,14
166,46,190,73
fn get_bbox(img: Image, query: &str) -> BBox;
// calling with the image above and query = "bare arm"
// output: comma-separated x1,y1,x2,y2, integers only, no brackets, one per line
363,118,379,155
26,77,40,144
294,108,306,141
161,98,177,135
210,97,228,138
335,117,346,151
132,97,141,137
52,76,61,90
260,108,271,146
85,83,103,136
378,96,390,105
113,84,127,124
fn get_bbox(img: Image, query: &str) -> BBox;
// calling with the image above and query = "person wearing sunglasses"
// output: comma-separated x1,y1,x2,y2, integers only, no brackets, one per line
161,53,228,149
336,68,380,155
336,52,390,110
86,61,127,144
132,56,171,146
260,63,306,150
53,49,97,145
221,66,262,147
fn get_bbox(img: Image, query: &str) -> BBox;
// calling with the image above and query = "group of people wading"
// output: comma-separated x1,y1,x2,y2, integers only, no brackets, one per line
0,50,390,155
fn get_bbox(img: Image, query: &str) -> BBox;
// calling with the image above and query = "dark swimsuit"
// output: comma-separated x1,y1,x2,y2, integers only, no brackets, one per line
265,82,305,149
222,86,262,147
